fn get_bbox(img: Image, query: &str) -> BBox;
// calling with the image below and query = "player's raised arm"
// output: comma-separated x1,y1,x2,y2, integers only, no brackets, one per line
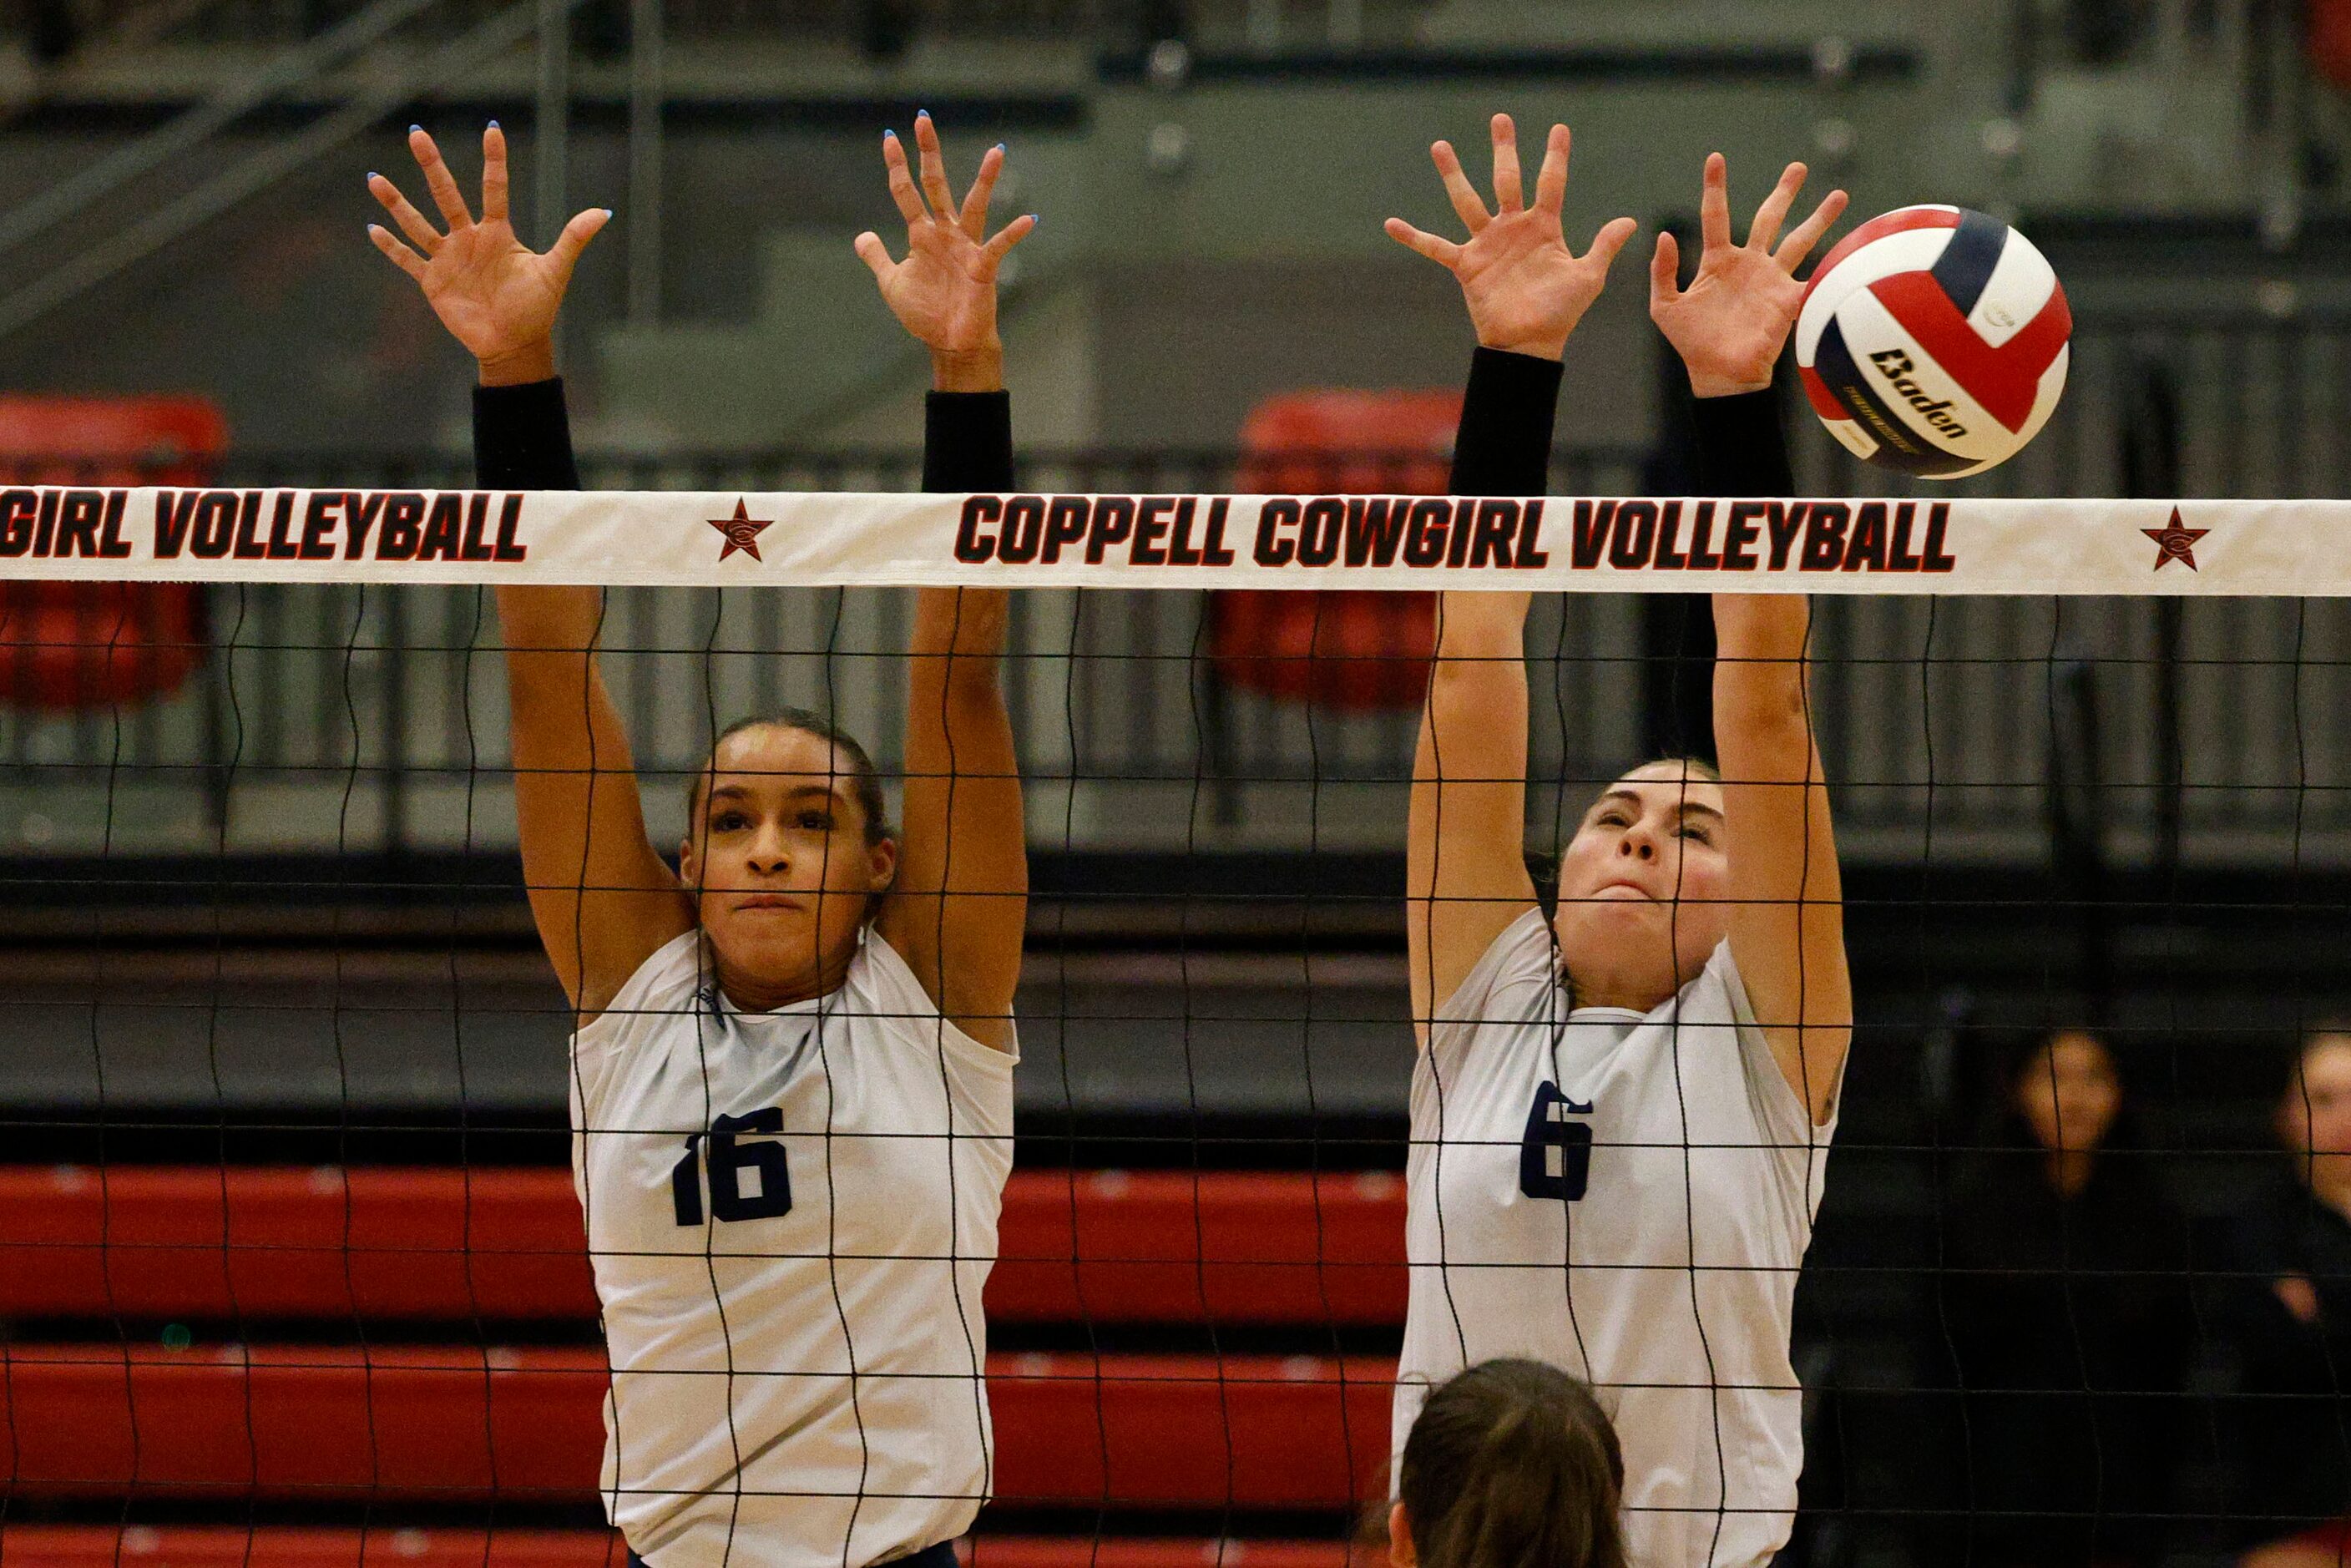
858,114,1035,1054
1651,153,1852,1123
368,126,688,1019
1387,114,1635,1038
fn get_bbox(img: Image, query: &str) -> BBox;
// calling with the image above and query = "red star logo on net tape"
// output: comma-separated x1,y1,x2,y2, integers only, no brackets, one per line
709,499,773,562
2141,507,2209,571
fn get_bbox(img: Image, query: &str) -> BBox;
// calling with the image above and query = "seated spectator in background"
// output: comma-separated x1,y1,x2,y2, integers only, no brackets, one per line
2224,1031,2351,1568
1388,1358,1626,1568
1939,1026,2191,1568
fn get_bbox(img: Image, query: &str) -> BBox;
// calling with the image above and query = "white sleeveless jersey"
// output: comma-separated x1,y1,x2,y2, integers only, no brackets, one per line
1394,910,1837,1568
569,926,1015,1568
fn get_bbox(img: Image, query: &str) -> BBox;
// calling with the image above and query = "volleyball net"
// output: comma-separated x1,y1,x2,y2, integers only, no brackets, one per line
0,483,2314,589
1,482,2346,1568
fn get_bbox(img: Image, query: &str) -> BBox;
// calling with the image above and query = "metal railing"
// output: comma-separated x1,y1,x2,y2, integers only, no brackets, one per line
38,0,1408,50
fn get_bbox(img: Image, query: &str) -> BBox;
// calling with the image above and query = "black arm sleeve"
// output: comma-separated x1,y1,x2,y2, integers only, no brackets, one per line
1448,346,1564,496
1690,388,1796,498
473,378,581,492
923,389,1014,493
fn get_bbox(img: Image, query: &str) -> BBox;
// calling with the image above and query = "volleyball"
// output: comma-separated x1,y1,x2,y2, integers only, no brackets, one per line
1795,205,2071,478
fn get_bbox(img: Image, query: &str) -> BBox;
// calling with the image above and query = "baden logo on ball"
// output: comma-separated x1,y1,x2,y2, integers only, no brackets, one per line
1795,205,2072,478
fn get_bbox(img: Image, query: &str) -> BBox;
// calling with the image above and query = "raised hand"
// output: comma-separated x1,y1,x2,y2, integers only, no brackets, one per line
854,112,1037,392
367,124,609,386
1385,114,1637,362
1649,154,1848,398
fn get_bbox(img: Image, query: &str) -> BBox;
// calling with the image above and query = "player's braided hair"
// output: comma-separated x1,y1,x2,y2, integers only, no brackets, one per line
1399,1358,1627,1568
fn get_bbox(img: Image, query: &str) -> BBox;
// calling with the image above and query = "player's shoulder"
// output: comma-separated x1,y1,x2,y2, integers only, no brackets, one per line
577,929,705,1043
1427,908,1562,1063
1688,937,1751,1015
1444,908,1558,1010
844,926,1019,1071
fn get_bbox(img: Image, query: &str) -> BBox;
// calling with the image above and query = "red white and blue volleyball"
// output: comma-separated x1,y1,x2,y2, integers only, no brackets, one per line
1795,205,2071,479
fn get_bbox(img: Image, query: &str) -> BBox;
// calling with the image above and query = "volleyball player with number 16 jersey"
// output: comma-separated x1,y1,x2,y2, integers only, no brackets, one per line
1384,122,1854,1568
367,117,1037,1566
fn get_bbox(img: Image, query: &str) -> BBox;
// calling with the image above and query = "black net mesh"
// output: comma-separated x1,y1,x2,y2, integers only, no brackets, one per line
3,363,2350,1568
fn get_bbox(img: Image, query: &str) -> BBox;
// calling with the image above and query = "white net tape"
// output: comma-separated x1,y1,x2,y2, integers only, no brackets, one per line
0,485,2296,592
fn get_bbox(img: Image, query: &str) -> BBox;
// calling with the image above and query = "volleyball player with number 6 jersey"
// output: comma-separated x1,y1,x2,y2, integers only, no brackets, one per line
367,117,1036,1567
1384,122,1854,1568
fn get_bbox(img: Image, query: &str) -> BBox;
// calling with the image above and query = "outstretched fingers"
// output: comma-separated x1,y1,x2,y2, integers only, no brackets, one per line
1532,123,1570,217
1746,161,1807,254
546,206,610,286
1384,216,1464,269
1430,140,1489,235
1488,113,1524,214
1697,150,1731,256
1581,214,1638,273
1648,230,1683,308
367,172,442,254
852,230,897,283
978,211,1038,269
408,127,473,231
880,130,928,228
1775,186,1851,271
958,143,1006,241
481,123,510,225
367,222,429,282
912,112,958,225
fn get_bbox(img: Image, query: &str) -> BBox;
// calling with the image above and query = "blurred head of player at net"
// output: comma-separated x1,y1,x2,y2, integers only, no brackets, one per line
367,114,1034,1567
365,115,1033,1029
1388,1359,1628,1568
1383,114,1853,1568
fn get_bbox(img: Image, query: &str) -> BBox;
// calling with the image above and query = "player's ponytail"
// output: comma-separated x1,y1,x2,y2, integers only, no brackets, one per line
1397,1358,1626,1568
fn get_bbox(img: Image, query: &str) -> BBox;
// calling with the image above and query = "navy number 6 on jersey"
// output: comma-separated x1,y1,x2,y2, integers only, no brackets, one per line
1519,1080,1594,1201
670,1108,794,1226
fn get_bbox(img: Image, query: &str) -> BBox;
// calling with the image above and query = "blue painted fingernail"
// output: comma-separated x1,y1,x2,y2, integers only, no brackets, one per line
995,142,1007,154
488,118,500,129
408,124,421,133
1029,213,1040,225
367,171,379,180
602,208,614,218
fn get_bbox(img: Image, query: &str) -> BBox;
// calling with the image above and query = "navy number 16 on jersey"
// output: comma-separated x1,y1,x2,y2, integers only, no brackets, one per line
1519,1080,1594,1201
671,1108,794,1226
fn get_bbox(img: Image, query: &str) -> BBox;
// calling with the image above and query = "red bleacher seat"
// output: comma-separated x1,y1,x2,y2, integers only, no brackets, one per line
999,1169,1405,1324
0,1166,1407,1325
0,394,225,708
0,1531,1365,1568
990,1353,1394,1510
2316,0,2351,87
1213,392,1458,712
0,1343,607,1499
968,1545,1364,1568
0,1527,629,1567
0,1166,600,1321
0,397,227,480
0,1345,1393,1510
0,1163,1407,1534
